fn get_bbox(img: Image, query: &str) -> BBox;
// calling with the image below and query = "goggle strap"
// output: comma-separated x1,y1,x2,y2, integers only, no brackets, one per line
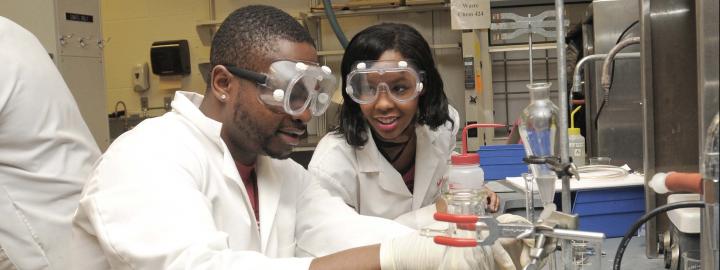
226,66,268,85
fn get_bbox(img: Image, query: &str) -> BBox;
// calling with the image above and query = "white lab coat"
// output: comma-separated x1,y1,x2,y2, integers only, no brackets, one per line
0,17,101,270
308,106,459,228
72,91,413,270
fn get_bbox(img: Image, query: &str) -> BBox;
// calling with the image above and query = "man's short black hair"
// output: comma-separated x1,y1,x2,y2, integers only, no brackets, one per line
336,23,453,147
209,5,314,86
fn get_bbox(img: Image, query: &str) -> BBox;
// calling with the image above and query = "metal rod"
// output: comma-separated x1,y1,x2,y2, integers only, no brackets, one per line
554,2,572,268
544,229,605,242
572,52,640,93
528,14,534,85
545,41,550,82
554,0,570,215
492,90,559,96
492,57,558,63
504,51,510,129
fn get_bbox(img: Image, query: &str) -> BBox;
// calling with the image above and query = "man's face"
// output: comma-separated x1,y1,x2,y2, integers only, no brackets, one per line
222,40,317,160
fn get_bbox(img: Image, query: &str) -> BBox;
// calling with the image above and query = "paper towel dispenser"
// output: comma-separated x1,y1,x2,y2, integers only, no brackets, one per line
150,40,190,76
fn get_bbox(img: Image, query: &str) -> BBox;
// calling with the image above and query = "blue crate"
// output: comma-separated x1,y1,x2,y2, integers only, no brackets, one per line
477,144,525,158
482,164,529,180
572,186,646,238
478,144,527,180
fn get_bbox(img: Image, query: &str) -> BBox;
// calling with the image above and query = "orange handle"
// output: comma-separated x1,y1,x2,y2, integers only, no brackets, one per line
434,236,478,247
434,212,479,223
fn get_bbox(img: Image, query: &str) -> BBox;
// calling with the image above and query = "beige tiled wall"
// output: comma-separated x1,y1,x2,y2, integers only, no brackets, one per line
101,0,211,115
100,1,465,127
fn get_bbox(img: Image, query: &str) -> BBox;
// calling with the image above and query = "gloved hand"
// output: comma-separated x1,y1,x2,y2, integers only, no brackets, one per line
491,214,535,270
379,232,445,270
649,172,670,194
380,228,493,270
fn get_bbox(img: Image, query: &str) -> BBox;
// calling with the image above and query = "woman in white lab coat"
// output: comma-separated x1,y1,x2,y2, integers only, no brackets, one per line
309,23,498,229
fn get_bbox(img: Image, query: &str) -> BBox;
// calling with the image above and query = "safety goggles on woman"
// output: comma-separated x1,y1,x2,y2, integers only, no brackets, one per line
225,60,336,116
345,60,424,104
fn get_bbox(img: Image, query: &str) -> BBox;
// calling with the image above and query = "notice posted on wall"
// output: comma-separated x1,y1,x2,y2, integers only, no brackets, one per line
450,0,490,30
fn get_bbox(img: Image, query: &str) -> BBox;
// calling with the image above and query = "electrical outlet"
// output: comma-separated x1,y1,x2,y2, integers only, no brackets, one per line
163,96,172,111
140,96,149,111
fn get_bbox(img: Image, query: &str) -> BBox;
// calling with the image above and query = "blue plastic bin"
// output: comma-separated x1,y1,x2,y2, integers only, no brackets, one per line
572,186,646,238
477,144,528,180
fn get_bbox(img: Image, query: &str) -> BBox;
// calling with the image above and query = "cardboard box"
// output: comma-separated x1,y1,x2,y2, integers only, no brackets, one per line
310,0,350,12
405,0,446,6
347,0,404,9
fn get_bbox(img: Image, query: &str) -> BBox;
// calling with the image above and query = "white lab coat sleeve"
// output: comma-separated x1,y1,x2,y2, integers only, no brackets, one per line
294,169,414,257
73,136,312,270
308,134,359,210
447,105,460,154
393,203,438,229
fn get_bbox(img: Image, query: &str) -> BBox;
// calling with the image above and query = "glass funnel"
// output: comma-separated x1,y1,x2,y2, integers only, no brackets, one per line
519,82,559,207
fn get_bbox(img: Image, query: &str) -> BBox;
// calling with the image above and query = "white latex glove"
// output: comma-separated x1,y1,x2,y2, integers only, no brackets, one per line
380,228,494,270
491,214,536,270
379,232,445,270
649,172,670,194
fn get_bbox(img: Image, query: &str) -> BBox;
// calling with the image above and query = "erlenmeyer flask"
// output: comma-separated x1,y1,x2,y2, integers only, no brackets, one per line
519,82,559,207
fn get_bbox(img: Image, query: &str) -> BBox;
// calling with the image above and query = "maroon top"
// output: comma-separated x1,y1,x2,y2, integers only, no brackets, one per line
235,161,259,223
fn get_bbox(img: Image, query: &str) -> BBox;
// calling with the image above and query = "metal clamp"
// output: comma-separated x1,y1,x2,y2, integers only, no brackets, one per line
490,10,570,40
523,155,580,180
433,212,534,247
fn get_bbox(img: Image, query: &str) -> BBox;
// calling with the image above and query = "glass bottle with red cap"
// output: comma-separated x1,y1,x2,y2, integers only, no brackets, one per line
437,123,503,270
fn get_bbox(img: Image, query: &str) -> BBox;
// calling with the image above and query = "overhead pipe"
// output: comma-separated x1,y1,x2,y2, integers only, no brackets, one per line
572,52,640,94
322,0,349,49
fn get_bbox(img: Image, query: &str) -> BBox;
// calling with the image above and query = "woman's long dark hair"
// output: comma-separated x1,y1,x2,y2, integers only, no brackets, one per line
336,23,453,147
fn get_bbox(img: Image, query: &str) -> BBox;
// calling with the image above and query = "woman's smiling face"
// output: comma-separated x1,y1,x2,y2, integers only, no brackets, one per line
359,50,420,141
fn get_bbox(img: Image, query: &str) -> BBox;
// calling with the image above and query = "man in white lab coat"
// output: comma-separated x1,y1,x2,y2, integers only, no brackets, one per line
0,17,101,269
72,5,476,270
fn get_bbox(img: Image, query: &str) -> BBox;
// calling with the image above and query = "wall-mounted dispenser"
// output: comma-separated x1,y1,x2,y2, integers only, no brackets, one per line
132,63,149,92
150,40,190,76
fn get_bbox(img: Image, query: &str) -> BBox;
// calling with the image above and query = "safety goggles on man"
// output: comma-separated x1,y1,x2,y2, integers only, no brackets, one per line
345,60,424,104
225,60,336,116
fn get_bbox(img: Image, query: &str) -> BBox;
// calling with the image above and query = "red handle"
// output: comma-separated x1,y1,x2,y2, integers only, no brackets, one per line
434,236,478,247
460,124,505,154
434,212,479,223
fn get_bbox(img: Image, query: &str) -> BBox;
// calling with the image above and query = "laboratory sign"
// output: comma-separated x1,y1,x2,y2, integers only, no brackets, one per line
450,0,490,30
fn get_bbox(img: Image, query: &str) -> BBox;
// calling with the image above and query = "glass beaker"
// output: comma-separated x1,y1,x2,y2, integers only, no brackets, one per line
683,250,701,270
569,240,602,270
437,159,492,270
589,157,612,165
438,188,494,270
522,172,538,222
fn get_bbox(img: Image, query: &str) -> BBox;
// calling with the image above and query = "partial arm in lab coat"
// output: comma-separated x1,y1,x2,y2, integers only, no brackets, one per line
294,168,413,257
73,137,313,270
